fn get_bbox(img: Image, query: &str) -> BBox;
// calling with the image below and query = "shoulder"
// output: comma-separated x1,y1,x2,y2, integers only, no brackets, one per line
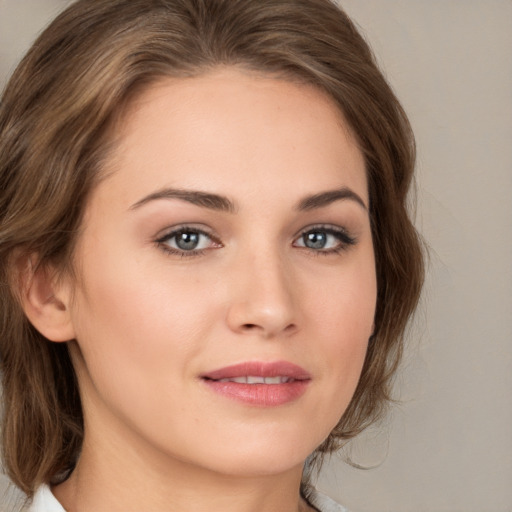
308,488,351,512
27,485,66,512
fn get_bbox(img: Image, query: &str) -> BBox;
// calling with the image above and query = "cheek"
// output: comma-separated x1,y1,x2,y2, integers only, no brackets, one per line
310,256,376,343
68,259,215,440
68,245,230,401
305,255,376,401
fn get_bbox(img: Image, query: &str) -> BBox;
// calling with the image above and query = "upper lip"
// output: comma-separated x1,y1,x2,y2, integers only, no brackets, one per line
201,361,311,381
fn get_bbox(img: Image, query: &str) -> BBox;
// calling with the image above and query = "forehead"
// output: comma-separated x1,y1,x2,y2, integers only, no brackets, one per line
99,68,367,208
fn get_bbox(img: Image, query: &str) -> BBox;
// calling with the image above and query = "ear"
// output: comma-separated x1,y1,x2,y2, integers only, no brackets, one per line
18,256,76,342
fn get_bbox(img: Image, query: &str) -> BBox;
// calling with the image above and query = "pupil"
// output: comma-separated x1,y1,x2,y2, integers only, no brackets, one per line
305,232,326,249
176,232,199,250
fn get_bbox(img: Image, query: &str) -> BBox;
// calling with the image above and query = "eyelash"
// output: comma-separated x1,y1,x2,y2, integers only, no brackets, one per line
155,226,220,258
293,224,357,256
155,224,356,258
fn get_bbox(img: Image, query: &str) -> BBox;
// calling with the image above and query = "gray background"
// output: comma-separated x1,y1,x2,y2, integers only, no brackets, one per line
1,1,511,511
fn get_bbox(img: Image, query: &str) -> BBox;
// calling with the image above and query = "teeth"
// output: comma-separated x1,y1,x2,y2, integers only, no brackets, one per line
247,376,265,384
216,376,292,384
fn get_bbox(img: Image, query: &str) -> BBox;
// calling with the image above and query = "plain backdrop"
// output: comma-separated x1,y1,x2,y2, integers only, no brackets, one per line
1,1,511,511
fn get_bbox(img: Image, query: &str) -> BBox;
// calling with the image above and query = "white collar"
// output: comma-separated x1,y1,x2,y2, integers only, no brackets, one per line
29,485,66,512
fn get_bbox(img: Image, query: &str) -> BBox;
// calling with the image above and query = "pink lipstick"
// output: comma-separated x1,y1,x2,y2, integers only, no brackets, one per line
201,361,311,406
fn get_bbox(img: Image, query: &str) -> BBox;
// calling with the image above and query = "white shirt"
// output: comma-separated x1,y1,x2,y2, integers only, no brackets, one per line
29,484,348,512
28,485,65,512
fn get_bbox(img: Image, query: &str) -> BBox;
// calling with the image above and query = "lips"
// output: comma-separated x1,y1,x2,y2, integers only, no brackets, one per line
201,361,311,406
216,376,292,384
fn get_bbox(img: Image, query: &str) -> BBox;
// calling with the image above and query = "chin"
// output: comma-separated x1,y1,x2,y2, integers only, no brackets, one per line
202,447,310,478
183,423,331,478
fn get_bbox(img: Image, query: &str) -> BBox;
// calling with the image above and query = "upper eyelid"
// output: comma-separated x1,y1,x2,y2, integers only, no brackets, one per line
155,224,216,241
294,223,354,238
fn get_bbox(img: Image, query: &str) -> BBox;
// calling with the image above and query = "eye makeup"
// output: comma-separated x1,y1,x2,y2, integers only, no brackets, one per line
155,225,222,258
153,222,357,259
293,224,357,256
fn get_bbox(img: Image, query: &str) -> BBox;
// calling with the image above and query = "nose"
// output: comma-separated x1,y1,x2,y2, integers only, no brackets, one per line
226,249,299,339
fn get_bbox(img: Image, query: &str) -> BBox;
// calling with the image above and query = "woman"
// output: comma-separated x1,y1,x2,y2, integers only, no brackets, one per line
0,0,424,511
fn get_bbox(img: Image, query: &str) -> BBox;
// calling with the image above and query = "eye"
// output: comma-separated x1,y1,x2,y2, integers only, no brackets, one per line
294,226,356,254
156,227,220,256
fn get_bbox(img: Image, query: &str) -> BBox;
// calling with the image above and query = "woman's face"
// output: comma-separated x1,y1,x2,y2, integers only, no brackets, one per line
63,68,376,478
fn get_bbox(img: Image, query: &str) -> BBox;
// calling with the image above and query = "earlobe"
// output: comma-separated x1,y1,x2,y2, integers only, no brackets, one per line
18,256,76,342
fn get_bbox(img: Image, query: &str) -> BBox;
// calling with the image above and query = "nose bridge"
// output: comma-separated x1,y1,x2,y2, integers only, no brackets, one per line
226,241,298,337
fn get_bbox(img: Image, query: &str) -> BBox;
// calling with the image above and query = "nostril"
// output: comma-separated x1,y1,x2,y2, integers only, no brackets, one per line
283,323,297,334
240,322,297,335
242,323,258,330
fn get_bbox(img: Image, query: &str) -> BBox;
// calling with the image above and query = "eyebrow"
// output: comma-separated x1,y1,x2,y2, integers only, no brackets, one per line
297,187,368,211
129,188,236,213
129,186,367,213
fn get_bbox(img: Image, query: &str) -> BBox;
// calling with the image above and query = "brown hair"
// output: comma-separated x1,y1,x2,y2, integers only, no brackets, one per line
0,0,423,497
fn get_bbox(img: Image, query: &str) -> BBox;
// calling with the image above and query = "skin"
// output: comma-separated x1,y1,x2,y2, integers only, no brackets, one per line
32,68,377,511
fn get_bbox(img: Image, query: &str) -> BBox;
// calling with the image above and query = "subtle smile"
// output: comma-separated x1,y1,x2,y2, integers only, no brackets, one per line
201,361,311,406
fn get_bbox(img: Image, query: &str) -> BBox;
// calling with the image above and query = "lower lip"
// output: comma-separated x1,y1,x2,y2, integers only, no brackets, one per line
203,380,309,406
